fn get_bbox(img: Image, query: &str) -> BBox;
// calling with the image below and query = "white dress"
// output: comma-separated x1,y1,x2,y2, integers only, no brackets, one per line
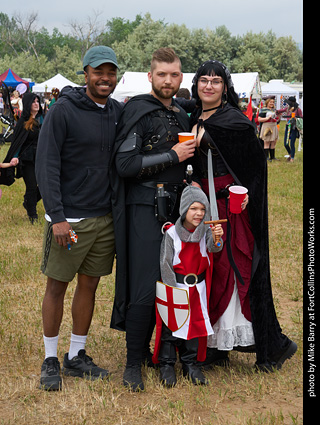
207,273,255,351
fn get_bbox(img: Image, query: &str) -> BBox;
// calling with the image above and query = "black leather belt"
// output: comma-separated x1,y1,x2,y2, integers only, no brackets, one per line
175,271,206,286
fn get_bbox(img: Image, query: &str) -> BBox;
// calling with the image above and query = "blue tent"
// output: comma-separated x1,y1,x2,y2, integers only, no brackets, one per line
0,68,34,89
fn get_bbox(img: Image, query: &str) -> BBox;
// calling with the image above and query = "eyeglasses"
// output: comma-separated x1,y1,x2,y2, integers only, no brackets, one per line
198,78,223,87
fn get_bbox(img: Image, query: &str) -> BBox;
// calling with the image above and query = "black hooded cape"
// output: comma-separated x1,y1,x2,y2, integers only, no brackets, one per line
192,104,290,364
0,92,42,186
109,94,190,331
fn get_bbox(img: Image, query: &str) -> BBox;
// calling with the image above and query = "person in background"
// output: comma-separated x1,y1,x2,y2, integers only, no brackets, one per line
283,96,303,162
0,158,19,168
11,90,23,118
258,96,283,161
0,156,19,199
0,92,4,116
48,88,60,108
1,92,43,223
176,88,191,100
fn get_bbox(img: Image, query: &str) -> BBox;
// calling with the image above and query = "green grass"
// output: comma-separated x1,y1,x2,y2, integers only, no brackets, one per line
0,123,303,424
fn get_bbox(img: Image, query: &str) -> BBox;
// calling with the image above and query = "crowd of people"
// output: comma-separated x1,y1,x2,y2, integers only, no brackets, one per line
0,46,300,392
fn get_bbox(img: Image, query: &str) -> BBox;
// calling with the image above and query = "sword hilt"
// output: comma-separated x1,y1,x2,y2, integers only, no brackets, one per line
215,239,222,248
204,219,228,225
204,219,227,248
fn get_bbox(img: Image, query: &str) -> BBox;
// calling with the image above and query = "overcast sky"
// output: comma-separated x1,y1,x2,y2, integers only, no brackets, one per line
1,0,303,44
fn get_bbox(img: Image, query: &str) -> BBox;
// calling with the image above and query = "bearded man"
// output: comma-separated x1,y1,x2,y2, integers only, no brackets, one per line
110,48,199,391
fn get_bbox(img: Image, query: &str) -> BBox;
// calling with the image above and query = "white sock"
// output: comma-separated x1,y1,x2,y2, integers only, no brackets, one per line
68,333,87,360
43,335,59,359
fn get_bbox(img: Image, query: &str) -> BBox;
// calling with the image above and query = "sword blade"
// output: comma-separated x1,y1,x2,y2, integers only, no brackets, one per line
207,149,219,221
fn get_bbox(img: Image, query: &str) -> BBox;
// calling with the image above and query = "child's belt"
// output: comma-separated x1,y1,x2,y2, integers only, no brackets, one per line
175,271,206,286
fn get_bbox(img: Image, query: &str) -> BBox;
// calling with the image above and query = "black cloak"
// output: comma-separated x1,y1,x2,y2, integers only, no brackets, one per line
0,92,42,186
192,104,290,364
110,94,190,331
114,94,190,149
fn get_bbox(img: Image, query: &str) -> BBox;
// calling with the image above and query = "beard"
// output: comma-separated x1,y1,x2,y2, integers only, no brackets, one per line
151,84,178,100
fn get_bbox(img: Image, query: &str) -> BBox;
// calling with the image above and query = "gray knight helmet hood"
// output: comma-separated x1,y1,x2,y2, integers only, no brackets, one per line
179,185,210,223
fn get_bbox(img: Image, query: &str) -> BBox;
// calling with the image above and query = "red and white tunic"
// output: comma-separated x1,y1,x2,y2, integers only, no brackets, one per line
165,225,214,340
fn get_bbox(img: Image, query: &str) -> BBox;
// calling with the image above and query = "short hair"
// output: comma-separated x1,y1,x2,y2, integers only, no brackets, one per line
150,48,181,72
176,88,190,99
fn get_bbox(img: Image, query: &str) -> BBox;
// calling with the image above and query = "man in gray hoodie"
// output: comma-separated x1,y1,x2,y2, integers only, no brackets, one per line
35,46,123,391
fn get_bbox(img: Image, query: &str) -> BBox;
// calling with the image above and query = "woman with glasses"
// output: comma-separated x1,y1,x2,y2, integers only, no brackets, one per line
189,60,297,372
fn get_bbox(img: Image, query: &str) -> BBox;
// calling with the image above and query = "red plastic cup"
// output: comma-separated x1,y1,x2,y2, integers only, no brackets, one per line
178,132,195,143
229,185,248,214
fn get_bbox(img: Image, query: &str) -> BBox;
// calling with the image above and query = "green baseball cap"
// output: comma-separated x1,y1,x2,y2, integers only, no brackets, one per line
77,46,119,74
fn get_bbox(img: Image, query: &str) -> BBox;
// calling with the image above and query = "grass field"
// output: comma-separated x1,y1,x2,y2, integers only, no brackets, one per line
0,123,303,424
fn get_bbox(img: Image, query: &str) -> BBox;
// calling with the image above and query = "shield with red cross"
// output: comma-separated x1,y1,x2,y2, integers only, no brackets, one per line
156,281,190,332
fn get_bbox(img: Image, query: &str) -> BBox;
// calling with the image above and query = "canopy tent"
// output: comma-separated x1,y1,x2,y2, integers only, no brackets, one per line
231,72,261,101
32,73,80,93
112,72,153,102
112,71,262,103
0,68,34,89
261,80,300,110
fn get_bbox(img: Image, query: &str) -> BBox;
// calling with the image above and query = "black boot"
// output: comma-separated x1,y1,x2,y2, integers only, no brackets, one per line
123,304,154,391
179,338,207,385
158,340,177,387
264,149,271,161
159,364,176,387
270,148,279,161
266,340,297,371
123,365,144,391
182,363,207,385
23,196,38,224
158,324,177,387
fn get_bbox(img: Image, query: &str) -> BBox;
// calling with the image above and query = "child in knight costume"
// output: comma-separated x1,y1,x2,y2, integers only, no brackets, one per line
153,185,223,386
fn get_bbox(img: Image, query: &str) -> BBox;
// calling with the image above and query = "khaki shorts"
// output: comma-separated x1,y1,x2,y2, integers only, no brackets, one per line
41,214,115,282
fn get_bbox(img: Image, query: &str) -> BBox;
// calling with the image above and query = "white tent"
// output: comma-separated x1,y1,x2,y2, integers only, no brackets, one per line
261,80,299,110
231,72,261,101
32,73,80,93
112,72,153,102
112,71,262,103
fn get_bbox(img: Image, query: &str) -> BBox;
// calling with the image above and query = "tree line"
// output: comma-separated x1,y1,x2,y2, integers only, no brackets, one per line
0,12,303,85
